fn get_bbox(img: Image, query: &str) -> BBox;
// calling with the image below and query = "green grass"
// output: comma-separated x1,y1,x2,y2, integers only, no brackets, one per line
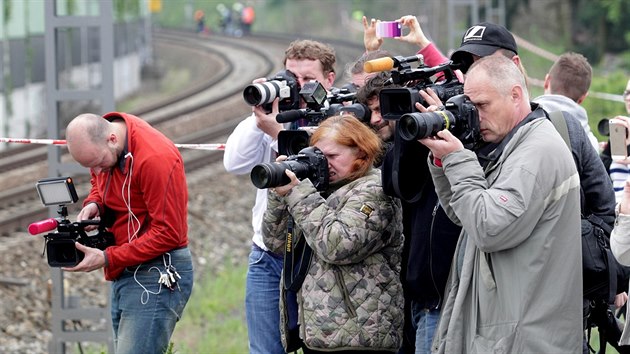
170,263,249,354
586,327,618,353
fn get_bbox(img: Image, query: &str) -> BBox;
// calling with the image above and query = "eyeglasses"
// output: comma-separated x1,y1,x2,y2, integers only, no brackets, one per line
624,90,630,102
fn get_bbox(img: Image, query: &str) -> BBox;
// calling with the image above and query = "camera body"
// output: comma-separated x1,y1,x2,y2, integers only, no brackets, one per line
250,146,329,191
398,94,481,147
276,81,368,156
243,70,300,113
44,219,115,267
29,177,115,267
379,61,464,120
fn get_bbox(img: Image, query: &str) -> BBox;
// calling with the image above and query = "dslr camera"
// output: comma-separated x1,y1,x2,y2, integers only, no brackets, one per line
398,94,482,148
379,60,464,120
242,70,300,113
28,177,114,267
250,146,329,191
276,81,370,155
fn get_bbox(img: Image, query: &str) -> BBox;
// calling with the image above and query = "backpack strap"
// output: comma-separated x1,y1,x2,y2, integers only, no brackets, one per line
586,214,616,304
283,216,313,292
549,110,571,148
586,213,613,236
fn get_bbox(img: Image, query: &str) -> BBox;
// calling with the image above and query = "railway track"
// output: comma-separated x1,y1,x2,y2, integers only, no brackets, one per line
0,28,365,236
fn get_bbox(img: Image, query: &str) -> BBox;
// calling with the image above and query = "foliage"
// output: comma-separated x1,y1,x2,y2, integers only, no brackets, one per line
573,0,630,62
170,263,248,353
114,0,141,22
505,0,530,28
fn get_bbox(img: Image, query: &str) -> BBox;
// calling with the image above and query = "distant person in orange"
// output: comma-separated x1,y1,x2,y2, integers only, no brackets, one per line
194,9,207,34
241,5,255,35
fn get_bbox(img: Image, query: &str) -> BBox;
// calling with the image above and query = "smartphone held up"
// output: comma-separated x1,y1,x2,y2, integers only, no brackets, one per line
376,21,402,38
609,120,628,160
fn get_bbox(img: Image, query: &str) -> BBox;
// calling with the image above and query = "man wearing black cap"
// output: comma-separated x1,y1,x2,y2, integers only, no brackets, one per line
450,22,520,73
423,53,583,354
415,21,622,354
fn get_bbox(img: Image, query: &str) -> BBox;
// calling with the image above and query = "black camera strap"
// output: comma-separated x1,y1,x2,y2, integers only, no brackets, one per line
283,216,313,292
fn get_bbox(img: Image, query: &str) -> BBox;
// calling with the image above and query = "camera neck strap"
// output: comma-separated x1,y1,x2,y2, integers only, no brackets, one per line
283,216,313,292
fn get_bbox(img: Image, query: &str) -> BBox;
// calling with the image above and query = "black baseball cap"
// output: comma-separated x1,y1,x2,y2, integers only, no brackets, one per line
450,22,518,73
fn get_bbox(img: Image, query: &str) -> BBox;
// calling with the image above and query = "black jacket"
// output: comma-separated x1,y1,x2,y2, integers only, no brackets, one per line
381,135,461,309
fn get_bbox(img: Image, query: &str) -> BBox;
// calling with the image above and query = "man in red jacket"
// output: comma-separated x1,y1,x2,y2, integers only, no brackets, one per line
64,112,193,354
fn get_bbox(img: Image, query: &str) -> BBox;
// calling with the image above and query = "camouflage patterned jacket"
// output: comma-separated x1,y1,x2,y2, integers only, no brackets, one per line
262,168,404,351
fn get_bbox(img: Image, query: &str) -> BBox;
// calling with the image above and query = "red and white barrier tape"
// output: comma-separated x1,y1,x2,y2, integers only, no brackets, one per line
0,137,67,145
0,137,226,150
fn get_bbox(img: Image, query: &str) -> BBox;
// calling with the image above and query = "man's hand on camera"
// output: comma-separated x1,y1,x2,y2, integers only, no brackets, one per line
414,87,443,112
419,129,464,160
253,98,283,139
62,243,106,272
77,203,100,232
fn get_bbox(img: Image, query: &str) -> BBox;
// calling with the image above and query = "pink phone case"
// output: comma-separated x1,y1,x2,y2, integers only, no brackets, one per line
376,21,402,38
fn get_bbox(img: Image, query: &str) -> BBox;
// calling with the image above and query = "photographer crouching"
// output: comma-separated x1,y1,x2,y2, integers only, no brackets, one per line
258,115,405,353
64,112,193,354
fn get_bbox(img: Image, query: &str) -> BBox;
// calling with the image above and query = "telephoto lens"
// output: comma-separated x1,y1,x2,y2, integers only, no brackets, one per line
250,146,329,190
250,160,310,189
243,80,287,106
398,111,454,141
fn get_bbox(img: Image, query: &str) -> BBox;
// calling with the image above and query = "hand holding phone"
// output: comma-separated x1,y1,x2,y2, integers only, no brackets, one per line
376,21,402,38
609,119,628,160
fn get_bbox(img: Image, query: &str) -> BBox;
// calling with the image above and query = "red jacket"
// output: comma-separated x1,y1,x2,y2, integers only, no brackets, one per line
83,112,189,280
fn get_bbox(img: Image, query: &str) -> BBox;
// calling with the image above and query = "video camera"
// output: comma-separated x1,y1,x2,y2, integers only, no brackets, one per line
366,54,463,120
250,146,329,191
276,81,370,156
242,70,301,113
27,177,114,267
397,94,482,148
276,81,369,126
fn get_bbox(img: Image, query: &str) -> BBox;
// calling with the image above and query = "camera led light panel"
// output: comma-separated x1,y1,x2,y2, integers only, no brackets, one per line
36,177,79,206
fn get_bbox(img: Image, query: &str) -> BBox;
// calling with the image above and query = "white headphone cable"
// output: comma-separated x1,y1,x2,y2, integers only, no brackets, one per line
122,153,141,243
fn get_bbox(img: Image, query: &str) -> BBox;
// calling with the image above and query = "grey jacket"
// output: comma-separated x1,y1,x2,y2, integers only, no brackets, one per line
262,168,404,351
430,115,583,353
534,94,599,152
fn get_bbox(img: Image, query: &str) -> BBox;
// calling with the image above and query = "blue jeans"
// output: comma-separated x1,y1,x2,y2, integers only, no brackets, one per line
411,301,440,354
246,244,285,354
111,247,194,354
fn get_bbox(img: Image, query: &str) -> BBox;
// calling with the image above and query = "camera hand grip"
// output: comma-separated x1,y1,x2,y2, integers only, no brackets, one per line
28,218,58,235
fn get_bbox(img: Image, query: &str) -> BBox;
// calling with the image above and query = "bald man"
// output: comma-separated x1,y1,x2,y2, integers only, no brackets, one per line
65,112,193,354
422,56,582,354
